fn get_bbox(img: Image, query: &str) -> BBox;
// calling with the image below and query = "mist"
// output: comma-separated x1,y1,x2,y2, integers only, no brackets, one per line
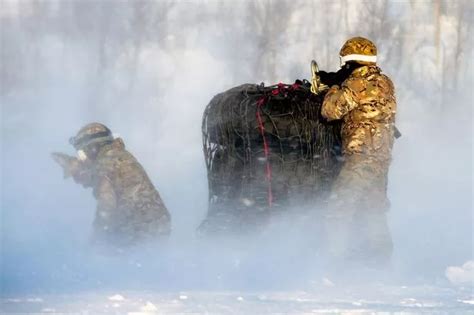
1,0,473,312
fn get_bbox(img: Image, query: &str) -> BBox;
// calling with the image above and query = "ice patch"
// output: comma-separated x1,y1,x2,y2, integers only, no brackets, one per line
26,297,43,303
6,298,21,303
446,260,474,285
322,277,335,287
140,301,158,311
310,309,368,313
108,294,125,301
399,298,443,308
400,298,423,307
41,308,56,313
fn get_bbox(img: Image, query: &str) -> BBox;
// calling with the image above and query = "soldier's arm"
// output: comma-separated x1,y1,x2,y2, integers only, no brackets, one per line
72,165,94,187
319,70,348,87
321,77,362,121
51,152,95,186
51,152,83,179
318,71,339,87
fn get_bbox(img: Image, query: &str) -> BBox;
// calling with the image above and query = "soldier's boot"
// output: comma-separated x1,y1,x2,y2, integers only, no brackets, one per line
323,215,355,261
363,211,393,267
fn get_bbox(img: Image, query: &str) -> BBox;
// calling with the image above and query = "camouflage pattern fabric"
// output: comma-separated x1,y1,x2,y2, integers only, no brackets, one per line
321,65,396,263
339,37,377,59
70,138,171,247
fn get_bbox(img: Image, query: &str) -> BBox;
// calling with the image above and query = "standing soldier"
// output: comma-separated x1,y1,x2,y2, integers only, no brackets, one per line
320,37,397,265
52,123,171,248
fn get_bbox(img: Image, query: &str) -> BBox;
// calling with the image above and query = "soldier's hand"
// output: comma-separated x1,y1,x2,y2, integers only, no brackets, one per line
319,82,330,92
51,152,80,179
318,71,338,87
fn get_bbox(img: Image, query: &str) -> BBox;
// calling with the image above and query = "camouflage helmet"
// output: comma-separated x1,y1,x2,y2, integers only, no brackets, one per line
70,122,114,150
339,37,377,67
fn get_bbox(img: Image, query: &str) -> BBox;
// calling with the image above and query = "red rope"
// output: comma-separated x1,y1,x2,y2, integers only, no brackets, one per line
255,83,301,207
256,96,273,207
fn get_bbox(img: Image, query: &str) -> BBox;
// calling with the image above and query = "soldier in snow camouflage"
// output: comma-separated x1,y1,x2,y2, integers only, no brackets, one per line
52,123,171,247
320,37,397,264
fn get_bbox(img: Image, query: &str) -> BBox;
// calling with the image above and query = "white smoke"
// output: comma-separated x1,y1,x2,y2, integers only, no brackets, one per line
1,0,472,300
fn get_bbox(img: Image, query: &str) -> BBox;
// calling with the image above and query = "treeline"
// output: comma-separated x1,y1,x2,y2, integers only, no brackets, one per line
1,0,472,104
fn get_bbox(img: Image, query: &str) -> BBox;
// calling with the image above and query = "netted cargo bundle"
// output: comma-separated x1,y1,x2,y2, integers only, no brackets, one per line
199,81,342,235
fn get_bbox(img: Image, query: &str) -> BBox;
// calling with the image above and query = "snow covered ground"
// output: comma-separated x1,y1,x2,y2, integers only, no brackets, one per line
2,285,473,314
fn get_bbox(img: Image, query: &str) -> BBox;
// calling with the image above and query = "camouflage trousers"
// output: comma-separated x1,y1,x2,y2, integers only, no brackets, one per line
324,154,393,265
91,207,171,248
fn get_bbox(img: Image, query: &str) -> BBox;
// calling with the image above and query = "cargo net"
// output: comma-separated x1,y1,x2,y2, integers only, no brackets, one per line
199,81,342,235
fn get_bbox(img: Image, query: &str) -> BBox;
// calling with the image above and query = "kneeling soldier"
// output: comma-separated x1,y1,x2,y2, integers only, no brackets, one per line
53,123,171,247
